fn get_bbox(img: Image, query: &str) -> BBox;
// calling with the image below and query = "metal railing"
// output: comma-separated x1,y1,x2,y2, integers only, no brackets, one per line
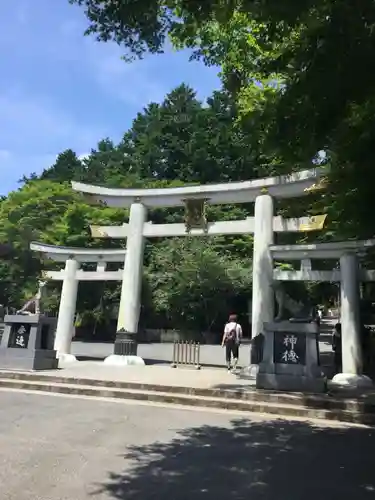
171,341,201,369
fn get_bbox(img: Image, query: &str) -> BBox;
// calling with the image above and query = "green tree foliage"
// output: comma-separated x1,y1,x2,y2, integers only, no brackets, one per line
0,180,124,311
39,150,84,182
118,84,272,183
145,238,251,332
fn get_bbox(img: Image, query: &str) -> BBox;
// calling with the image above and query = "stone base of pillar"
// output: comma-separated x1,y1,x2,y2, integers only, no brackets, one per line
239,364,259,379
57,353,77,364
331,373,373,389
104,355,145,366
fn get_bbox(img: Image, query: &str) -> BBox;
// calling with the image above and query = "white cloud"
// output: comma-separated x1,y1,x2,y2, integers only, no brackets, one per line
57,17,215,107
78,152,91,161
0,89,103,193
0,150,11,160
55,21,170,106
88,48,169,105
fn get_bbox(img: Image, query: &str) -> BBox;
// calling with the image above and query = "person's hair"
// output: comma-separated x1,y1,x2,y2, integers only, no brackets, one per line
334,323,341,333
229,314,237,322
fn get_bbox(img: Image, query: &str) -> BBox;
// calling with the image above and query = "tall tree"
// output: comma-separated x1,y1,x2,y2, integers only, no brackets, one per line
79,138,135,186
121,84,271,183
40,149,84,182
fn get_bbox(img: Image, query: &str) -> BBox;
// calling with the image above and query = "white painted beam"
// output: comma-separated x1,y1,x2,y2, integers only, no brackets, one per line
274,270,341,281
72,168,324,208
273,269,375,282
45,270,123,281
143,220,253,237
272,250,342,260
89,214,327,239
273,215,327,232
90,225,128,239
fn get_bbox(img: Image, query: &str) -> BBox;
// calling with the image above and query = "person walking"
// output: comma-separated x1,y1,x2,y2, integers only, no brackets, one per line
317,307,323,323
221,314,243,372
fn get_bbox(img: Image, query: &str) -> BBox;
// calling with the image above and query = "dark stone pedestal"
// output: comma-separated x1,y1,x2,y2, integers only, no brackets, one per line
114,329,138,356
0,314,58,371
256,321,326,393
104,328,144,366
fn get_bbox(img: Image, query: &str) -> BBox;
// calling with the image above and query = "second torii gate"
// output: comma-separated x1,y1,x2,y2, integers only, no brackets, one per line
30,242,126,362
271,239,375,386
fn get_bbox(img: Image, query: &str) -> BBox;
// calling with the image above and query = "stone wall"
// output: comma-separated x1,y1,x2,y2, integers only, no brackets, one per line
74,324,220,344
139,329,219,344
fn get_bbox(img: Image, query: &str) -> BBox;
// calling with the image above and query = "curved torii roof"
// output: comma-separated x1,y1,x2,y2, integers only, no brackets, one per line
72,168,325,208
270,239,375,260
30,242,126,262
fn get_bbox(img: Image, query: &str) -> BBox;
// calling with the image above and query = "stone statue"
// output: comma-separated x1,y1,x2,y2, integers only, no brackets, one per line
273,282,313,322
17,280,46,316
16,297,37,315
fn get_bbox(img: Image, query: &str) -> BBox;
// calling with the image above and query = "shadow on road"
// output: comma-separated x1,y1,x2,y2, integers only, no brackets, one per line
92,418,375,499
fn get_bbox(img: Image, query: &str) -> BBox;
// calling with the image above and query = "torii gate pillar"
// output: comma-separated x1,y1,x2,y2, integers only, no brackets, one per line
54,258,79,362
252,193,274,338
104,202,147,366
333,253,372,387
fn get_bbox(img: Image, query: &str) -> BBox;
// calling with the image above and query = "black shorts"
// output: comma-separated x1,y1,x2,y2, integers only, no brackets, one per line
225,341,239,362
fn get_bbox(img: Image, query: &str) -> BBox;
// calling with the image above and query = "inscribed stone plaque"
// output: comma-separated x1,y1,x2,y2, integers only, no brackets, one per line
8,323,31,349
273,331,306,365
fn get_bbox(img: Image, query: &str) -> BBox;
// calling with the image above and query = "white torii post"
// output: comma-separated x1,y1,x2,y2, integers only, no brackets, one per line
252,193,274,338
30,243,126,363
340,253,362,376
271,239,375,388
73,168,326,347
105,202,147,366
55,258,79,360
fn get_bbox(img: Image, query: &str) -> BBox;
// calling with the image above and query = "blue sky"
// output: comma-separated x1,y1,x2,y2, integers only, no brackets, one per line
0,1,220,195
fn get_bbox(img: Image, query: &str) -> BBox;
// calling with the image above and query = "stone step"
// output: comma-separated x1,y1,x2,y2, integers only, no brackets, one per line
0,370,371,413
0,374,374,426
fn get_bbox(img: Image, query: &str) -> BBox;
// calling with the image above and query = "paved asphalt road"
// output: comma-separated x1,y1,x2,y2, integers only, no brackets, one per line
0,390,374,500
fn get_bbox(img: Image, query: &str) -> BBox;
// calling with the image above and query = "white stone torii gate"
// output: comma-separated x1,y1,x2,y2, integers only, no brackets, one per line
271,239,375,386
30,242,126,362
71,168,326,366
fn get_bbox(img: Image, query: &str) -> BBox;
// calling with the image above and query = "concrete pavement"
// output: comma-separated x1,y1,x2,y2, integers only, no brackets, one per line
0,390,374,500
22,361,256,389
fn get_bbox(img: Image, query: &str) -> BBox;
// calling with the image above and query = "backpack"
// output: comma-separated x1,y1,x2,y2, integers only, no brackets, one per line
226,323,237,343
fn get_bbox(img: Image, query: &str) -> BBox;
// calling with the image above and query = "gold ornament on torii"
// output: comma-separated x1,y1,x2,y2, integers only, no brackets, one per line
303,176,328,194
183,198,209,233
